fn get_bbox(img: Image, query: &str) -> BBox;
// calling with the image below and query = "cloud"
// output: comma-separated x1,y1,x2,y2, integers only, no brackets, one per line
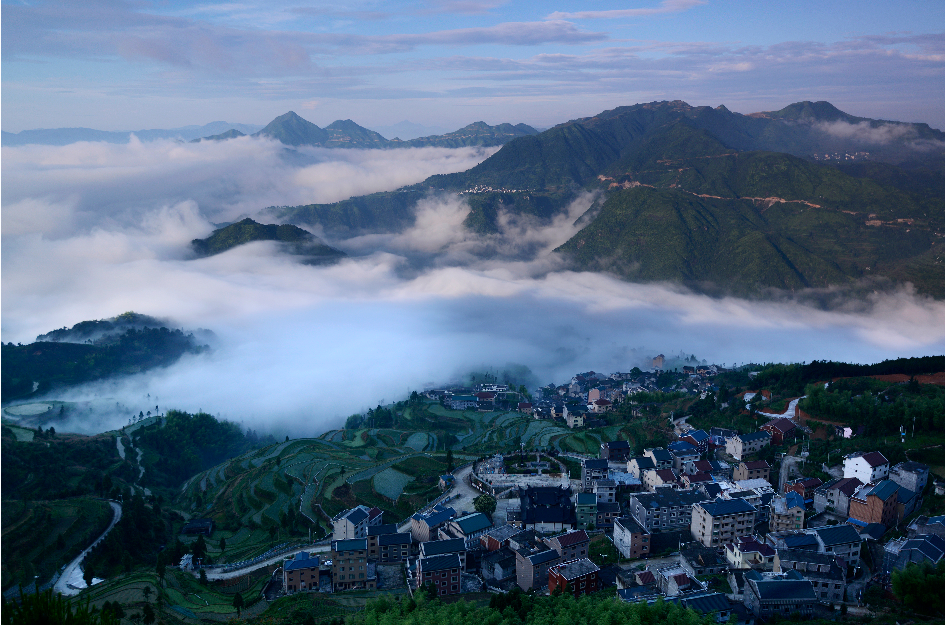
3,139,945,436
814,119,940,146
548,0,706,20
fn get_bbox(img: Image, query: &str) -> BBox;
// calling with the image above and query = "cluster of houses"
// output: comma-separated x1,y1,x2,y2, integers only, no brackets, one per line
274,382,942,622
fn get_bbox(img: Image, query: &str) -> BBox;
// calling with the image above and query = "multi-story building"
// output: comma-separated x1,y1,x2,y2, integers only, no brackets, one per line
283,552,320,593
743,571,816,620
410,504,456,542
785,477,823,501
628,489,708,532
593,478,617,504
643,448,673,470
769,493,805,532
883,533,945,575
691,498,757,548
725,432,771,461
760,418,797,445
596,501,621,529
725,535,776,570
518,485,575,532
376,533,412,563
366,523,397,558
331,539,376,592
733,461,771,482
416,554,462,597
575,492,597,529
481,547,517,583
774,549,846,603
843,451,890,485
480,524,524,552
582,458,609,491
419,537,467,570
440,512,493,547
813,477,862,515
544,529,590,561
613,516,651,559
813,525,862,567
332,505,384,541
643,468,681,491
679,545,727,576
680,429,710,455
889,461,930,495
849,480,899,529
510,531,561,591
626,456,656,478
668,441,700,470
548,558,600,596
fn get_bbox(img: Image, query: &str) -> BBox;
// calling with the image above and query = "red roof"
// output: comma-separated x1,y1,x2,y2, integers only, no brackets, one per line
860,451,889,467
686,472,711,483
368,507,384,520
594,399,612,406
476,392,497,400
655,469,678,482
693,460,713,471
555,530,589,548
762,418,796,434
673,573,691,587
636,570,656,584
743,460,770,470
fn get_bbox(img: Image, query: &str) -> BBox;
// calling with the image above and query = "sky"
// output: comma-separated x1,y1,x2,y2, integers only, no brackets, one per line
2,0,944,133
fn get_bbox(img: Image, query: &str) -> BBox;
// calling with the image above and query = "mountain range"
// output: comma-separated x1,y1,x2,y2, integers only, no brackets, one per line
269,100,945,298
191,218,345,264
1,121,264,146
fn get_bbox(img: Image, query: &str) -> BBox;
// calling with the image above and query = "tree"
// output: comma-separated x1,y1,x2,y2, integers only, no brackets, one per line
199,569,208,585
83,565,95,588
446,449,454,473
142,604,155,625
219,537,226,554
142,586,152,603
192,534,207,561
232,592,245,617
155,553,166,585
474,494,497,517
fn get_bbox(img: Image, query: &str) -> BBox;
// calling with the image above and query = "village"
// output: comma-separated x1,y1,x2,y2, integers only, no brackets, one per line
177,358,945,623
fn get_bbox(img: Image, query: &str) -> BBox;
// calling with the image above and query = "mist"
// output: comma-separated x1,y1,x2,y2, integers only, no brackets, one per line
3,138,945,436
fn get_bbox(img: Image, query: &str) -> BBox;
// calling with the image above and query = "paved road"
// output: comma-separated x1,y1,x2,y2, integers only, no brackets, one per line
758,397,804,420
54,501,122,596
201,544,329,581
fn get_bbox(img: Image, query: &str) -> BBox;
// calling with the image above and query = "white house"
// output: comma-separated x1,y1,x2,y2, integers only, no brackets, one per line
843,452,890,485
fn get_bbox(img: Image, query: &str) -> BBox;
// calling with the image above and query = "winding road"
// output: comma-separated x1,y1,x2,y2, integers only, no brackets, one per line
54,501,122,596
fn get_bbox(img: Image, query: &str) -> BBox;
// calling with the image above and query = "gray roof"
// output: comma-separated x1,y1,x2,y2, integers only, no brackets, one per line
334,506,368,524
418,553,461,573
632,489,708,511
378,533,411,546
584,458,609,470
482,524,524,543
332,538,367,552
453,512,492,535
629,456,656,470
698,497,756,517
420,537,466,556
550,557,599,580
615,516,648,535
528,549,561,566
751,579,816,601
738,431,771,442
815,525,862,546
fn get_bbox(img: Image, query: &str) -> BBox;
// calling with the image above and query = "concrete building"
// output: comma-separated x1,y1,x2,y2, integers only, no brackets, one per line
774,549,846,603
813,477,862,515
743,571,816,620
643,468,681,491
518,485,575,532
283,552,320,593
548,558,600,596
843,451,890,485
481,547,517,583
419,537,467,570
627,456,656,478
668,441,700,469
679,545,727,576
725,432,771,461
544,529,590,561
410,504,456,542
613,516,651,559
582,458,609,491
416,554,462,597
760,418,797,445
594,478,617,504
332,505,383,541
889,461,930,495
600,440,632,462
628,489,708,532
440,512,493,547
510,531,560,591
733,461,770,482
375,533,412,563
480,524,524,552
575,492,597,529
691,498,757,548
331,539,376,592
769,492,806,532
644,447,674,470
725,535,776,570
882,533,945,575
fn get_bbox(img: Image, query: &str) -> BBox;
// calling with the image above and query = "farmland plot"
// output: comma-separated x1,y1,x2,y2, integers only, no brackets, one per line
372,468,414,500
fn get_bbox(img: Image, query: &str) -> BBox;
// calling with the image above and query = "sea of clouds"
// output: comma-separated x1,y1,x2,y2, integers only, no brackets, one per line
3,135,944,435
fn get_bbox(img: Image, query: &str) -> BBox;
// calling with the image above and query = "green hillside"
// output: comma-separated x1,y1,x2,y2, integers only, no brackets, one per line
191,218,345,261
404,121,539,148
254,111,329,146
268,190,428,235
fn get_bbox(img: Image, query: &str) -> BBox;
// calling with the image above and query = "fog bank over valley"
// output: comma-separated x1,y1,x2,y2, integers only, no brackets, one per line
4,138,945,435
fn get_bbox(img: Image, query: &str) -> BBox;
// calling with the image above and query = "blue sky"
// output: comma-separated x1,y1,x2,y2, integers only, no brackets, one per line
3,0,944,132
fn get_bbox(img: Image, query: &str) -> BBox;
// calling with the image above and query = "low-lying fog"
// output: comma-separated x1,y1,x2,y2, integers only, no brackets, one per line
3,136,944,436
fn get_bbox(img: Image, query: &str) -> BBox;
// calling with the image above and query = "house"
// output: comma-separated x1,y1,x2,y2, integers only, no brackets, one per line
668,441,700,470
594,478,617,504
581,458,609,491
626,456,656,478
510,531,560,591
628,489,709,532
725,536,776,570
843,451,890,485
882,533,945,575
596,501,621,529
332,505,383,541
600,440,632,462
450,395,479,410
889,461,930,495
691,498,757,548
813,525,862,567
480,524,524,551
643,468,681,491
416,554,462,596
438,475,454,491
725,432,771,461
907,515,945,539
475,391,497,409
518,485,575,532
283,552,320,593
682,472,712,488
785,477,823,501
613,516,651,559
410,505,456,542
733,461,770,483
566,409,584,429
331,539,376,592
440,512,493,547
375,533,412,563
575,492,597,529
769,493,806,532
680,545,727,576
517,402,533,414
848,480,899,529
653,564,705,596
760,418,797,445
813,477,863,515
644,447,674,470
420,537,467,570
366,524,397,558
588,399,613,414
892,483,920,522
743,571,816,620
544,530,590,561
480,547,517,582
548,558,600,596
681,429,710,454
774,548,846,603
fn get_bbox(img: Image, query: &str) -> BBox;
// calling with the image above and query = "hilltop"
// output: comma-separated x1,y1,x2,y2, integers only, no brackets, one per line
273,100,945,298
190,218,345,263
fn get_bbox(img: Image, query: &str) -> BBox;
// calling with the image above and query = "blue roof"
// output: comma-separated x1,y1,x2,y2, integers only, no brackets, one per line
866,480,899,502
785,492,805,510
668,441,697,453
846,517,868,528
285,552,319,571
783,534,818,549
698,497,756,516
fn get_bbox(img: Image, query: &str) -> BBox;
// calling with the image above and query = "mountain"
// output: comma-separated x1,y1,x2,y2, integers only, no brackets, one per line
252,111,538,149
190,128,245,142
190,217,345,263
272,100,945,297
367,120,451,141
1,121,264,146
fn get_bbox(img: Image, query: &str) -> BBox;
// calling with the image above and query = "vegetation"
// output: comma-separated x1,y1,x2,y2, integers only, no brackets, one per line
891,559,945,616
2,589,119,625
190,217,344,260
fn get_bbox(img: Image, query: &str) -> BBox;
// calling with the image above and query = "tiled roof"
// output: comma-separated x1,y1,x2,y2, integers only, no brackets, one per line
762,418,796,434
647,448,673,462
528,549,560,566
738,431,771,442
605,440,631,450
368,523,397,536
821,477,863,496
584,458,609,470
685,429,709,443
554,530,590,548
668,440,698,454
743,460,770,470
332,538,367,552
454,512,492,535
698,497,756,517
752,579,816,601
550,557,599,580
860,451,889,467
630,457,656,470
815,525,862,546
419,553,461,573
782,533,819,550
421,538,466,556
285,552,319,571
335,506,368,524
636,570,656,585
862,480,898,502
482,524,524,543
378,533,411,546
